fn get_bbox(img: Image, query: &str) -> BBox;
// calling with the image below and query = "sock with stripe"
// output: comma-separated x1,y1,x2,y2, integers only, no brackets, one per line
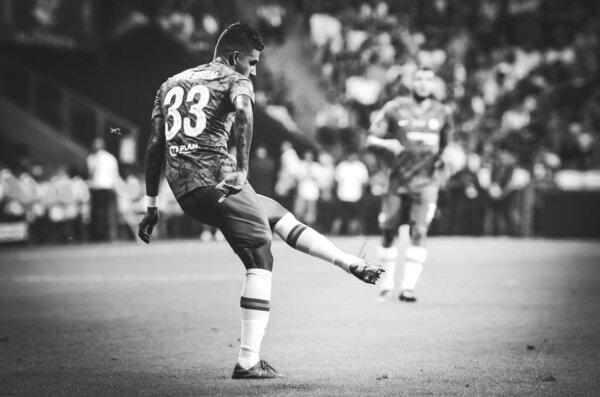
273,213,357,273
238,268,272,369
400,245,427,291
377,245,398,292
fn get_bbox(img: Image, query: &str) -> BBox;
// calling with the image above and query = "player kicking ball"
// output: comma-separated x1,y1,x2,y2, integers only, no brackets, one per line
137,22,383,379
365,67,454,303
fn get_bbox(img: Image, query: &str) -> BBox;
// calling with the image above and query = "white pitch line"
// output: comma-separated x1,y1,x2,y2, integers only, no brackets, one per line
0,274,236,283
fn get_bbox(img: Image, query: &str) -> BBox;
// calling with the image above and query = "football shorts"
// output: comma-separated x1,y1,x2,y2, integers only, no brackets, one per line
378,183,438,231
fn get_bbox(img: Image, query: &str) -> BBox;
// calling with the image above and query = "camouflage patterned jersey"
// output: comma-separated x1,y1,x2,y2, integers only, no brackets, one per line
376,96,454,192
152,60,254,199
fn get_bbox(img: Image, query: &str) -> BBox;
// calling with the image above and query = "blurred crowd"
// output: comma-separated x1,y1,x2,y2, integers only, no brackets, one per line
3,0,600,244
304,0,599,172
249,140,539,238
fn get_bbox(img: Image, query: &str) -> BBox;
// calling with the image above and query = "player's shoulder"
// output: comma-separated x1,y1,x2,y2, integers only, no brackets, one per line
164,62,246,85
390,96,414,109
434,100,453,116
382,96,409,111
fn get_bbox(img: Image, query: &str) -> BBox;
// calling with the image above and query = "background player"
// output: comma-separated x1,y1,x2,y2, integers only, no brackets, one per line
365,67,454,303
137,22,383,379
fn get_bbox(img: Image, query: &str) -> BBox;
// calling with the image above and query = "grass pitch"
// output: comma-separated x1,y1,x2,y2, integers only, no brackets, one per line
1,236,599,396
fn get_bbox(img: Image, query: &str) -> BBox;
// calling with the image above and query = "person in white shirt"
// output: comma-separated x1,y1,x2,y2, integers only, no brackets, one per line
294,151,321,227
86,138,120,241
332,153,370,235
274,141,299,210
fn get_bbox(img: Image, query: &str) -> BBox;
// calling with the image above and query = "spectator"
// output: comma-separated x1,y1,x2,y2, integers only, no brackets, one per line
560,122,596,170
316,152,336,233
256,1,287,44
294,151,321,227
482,150,518,236
86,137,120,241
48,166,78,243
274,141,299,210
0,168,26,222
331,152,370,235
444,153,485,235
249,145,276,198
71,168,91,242
363,152,389,235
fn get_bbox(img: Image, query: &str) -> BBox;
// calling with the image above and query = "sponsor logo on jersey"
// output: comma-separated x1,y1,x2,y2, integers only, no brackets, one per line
428,118,441,130
169,142,200,156
407,131,439,146
195,70,220,80
413,119,427,128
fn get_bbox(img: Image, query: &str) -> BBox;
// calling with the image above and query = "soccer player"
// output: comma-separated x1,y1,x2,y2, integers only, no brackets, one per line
365,67,454,303
137,22,383,379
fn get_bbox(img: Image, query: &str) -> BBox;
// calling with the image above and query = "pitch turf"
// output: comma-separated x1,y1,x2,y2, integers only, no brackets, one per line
1,237,599,396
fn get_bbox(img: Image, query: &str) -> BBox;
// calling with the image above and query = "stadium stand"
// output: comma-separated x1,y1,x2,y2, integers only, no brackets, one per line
1,0,599,242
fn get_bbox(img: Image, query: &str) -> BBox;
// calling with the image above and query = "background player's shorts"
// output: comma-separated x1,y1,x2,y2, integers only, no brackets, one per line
177,183,272,254
378,183,439,232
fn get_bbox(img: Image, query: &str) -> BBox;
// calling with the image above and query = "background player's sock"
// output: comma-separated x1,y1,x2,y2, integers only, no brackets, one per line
400,245,427,291
238,268,272,369
273,213,356,272
377,245,398,292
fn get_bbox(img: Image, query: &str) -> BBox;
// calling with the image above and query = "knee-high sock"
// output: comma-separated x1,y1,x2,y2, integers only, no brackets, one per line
238,268,272,369
400,245,427,291
273,213,356,272
378,245,398,292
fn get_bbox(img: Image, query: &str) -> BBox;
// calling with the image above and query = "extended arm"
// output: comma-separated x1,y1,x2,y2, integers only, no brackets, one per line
138,115,165,243
234,94,254,174
438,106,455,157
145,115,166,198
364,106,404,156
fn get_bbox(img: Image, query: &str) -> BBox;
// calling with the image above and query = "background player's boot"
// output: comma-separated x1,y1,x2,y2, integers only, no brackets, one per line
232,360,284,379
399,289,417,303
349,259,385,284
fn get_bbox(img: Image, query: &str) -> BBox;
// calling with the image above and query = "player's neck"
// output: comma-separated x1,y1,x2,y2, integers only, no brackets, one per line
213,56,233,70
412,93,430,104
412,93,432,114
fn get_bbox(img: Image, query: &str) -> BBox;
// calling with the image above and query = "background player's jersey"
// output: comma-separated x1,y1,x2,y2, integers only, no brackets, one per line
376,96,453,192
152,60,254,199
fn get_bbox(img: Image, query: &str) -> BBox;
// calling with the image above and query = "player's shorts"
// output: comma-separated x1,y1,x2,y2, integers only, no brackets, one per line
178,183,274,253
378,183,439,232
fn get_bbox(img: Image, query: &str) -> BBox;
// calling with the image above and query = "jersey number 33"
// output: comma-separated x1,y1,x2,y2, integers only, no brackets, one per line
164,84,210,141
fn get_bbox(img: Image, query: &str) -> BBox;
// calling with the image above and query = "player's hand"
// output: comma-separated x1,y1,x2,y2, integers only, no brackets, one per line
386,139,405,156
216,171,247,199
138,207,158,244
364,135,378,149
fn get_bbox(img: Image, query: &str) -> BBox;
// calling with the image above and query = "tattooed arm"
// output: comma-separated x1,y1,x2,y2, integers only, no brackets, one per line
216,94,253,197
233,94,253,174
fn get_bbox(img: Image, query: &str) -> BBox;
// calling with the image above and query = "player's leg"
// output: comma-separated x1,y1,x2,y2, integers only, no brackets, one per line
399,185,439,302
258,195,383,284
178,186,281,378
376,192,404,298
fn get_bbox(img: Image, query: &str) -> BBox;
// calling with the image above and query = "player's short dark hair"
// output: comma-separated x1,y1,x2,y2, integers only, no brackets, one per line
215,22,264,55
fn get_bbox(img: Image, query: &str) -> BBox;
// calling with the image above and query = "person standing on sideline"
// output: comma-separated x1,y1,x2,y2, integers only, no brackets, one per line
274,141,299,210
366,67,454,303
87,138,120,241
294,150,321,227
248,145,276,198
331,152,370,235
